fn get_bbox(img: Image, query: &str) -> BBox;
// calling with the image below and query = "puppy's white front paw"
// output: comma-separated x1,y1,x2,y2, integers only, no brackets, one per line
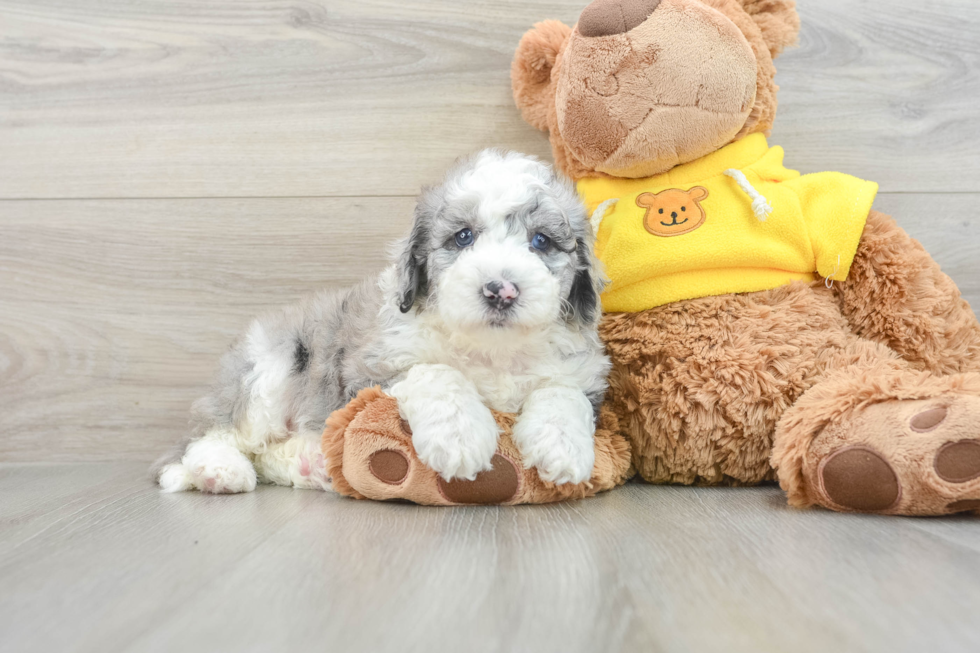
513,387,596,485
390,365,500,481
409,406,499,481
515,422,595,485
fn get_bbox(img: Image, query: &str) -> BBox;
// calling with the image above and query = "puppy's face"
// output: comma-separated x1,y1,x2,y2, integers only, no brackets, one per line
397,150,601,336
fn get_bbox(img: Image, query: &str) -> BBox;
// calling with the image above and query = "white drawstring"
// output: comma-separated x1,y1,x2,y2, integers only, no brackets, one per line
724,169,772,221
590,198,619,236
825,254,842,289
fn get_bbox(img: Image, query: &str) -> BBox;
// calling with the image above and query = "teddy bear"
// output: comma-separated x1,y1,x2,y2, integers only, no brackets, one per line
510,0,980,515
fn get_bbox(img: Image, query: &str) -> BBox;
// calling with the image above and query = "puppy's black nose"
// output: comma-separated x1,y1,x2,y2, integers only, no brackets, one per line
483,280,520,310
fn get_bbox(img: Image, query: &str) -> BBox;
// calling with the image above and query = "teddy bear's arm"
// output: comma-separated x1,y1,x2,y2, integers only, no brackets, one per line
834,210,980,375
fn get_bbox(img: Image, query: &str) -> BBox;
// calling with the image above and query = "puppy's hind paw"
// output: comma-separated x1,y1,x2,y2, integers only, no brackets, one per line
158,463,194,493
179,439,257,494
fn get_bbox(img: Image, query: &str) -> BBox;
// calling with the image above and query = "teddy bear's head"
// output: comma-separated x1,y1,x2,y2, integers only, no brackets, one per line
512,0,800,180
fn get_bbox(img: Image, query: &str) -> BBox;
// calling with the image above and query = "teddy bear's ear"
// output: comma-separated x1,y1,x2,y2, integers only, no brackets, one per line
739,0,801,58
636,193,658,208
511,20,572,131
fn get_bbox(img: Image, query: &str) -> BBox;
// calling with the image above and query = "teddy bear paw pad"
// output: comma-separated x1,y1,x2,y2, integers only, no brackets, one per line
934,440,980,483
369,450,410,485
819,446,901,512
910,406,948,432
437,454,520,505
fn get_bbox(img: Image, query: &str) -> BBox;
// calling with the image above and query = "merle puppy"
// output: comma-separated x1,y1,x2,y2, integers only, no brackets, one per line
156,150,611,493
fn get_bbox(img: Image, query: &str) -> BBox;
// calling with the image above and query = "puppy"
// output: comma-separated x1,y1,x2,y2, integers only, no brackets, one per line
155,150,611,494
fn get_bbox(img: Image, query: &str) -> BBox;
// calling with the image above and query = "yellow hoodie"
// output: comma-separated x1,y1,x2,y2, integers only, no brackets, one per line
577,134,879,313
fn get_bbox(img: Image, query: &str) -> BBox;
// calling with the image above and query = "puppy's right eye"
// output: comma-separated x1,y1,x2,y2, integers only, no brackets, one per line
659,208,664,214
454,228,475,248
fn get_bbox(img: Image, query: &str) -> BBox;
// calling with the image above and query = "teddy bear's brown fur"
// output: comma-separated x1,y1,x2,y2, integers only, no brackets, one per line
513,0,980,515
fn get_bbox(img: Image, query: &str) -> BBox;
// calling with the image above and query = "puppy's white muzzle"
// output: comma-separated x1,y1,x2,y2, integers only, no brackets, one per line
436,238,561,332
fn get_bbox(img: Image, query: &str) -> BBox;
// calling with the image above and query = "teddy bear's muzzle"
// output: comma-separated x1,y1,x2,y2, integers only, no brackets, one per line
578,0,663,37
556,0,761,179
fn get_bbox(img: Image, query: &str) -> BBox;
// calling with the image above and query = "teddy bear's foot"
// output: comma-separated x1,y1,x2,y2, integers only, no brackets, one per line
774,371,980,516
366,447,523,505
813,399,980,515
323,389,524,505
321,387,633,506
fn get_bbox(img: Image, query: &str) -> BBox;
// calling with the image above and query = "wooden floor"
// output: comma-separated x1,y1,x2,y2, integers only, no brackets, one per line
2,1,980,651
3,463,980,653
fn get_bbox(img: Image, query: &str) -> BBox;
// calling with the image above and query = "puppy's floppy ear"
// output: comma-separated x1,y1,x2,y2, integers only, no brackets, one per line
396,196,433,313
547,168,605,327
567,236,604,328
738,0,801,58
512,20,572,132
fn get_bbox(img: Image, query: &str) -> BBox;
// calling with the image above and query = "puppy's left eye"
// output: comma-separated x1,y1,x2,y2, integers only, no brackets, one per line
531,233,550,251
454,228,475,248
